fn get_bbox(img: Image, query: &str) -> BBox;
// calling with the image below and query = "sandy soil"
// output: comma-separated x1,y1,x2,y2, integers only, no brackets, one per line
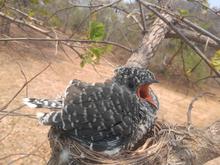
0,42,220,164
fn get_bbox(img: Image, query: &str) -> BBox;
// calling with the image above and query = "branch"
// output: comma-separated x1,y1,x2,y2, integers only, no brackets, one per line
0,64,51,112
137,0,147,34
187,92,214,128
0,37,132,52
135,0,220,46
0,12,50,34
179,17,220,45
69,0,122,37
141,3,220,77
125,3,172,67
194,0,220,16
6,5,44,25
166,30,220,50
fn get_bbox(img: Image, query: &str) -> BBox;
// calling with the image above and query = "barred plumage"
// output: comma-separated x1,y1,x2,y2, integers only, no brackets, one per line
23,67,159,154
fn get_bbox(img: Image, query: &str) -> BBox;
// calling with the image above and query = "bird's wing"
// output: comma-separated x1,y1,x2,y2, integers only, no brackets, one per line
60,80,142,150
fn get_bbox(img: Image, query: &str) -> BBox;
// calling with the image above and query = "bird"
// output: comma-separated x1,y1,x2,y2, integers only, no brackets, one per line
23,67,159,155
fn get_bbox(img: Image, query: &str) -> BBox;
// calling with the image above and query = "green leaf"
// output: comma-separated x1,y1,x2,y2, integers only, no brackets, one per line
0,0,5,6
49,16,62,27
211,50,220,71
80,53,94,67
80,21,112,67
30,0,39,4
178,9,189,16
28,10,35,17
43,0,51,4
89,21,105,41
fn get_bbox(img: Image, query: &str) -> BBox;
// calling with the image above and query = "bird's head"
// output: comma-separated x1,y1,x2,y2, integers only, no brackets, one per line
113,67,159,109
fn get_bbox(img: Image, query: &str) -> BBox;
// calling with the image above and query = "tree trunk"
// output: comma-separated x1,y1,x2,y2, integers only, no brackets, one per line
125,13,172,68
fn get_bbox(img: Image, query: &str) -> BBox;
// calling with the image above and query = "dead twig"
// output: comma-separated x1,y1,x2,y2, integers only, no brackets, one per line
194,0,220,16
0,11,50,34
5,5,44,25
137,0,147,34
0,37,132,52
0,110,36,119
0,141,47,164
70,0,122,38
0,64,51,112
166,31,220,50
163,42,183,67
187,92,214,129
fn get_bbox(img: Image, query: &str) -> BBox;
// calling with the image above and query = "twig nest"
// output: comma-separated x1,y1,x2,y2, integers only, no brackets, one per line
47,121,171,165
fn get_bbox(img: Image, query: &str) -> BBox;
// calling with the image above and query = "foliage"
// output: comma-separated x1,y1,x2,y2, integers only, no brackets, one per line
211,50,220,71
182,46,208,79
89,21,105,41
178,9,189,16
80,21,112,67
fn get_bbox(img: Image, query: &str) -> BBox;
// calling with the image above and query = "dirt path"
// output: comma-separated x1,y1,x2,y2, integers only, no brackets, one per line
0,43,220,164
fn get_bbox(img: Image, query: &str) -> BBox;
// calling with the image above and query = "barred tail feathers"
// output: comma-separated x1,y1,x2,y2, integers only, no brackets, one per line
23,98,62,109
37,111,62,126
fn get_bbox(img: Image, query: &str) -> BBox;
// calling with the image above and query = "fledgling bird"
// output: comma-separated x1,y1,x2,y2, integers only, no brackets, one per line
23,67,159,155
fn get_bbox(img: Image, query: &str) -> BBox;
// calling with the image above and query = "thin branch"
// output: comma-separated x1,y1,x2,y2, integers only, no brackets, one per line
0,105,25,120
0,64,51,112
6,5,44,25
0,11,50,34
194,75,220,84
112,6,143,31
47,3,143,31
46,4,103,21
138,0,220,46
166,31,220,50
0,37,132,52
58,44,75,63
70,0,122,38
187,92,214,129
137,0,147,34
179,17,220,45
163,42,183,67
140,2,220,77
181,47,190,83
190,59,202,73
194,0,220,16
0,153,46,164
0,110,36,119
0,141,47,164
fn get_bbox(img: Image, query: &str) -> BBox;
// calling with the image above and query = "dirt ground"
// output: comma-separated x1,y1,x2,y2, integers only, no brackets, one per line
0,42,220,164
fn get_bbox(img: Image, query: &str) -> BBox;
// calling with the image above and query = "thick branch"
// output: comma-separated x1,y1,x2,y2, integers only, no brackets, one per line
125,12,172,67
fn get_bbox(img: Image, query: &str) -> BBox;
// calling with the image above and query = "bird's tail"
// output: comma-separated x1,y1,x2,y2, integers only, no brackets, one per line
36,111,62,126
23,98,62,109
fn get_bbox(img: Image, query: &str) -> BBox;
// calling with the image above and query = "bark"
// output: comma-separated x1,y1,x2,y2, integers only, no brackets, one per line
125,13,172,68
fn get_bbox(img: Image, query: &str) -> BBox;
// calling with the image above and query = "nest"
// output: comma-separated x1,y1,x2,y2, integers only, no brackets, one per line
47,121,173,165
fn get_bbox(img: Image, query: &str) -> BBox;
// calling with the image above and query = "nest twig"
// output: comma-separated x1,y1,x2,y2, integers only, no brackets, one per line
47,120,220,165
47,121,176,165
